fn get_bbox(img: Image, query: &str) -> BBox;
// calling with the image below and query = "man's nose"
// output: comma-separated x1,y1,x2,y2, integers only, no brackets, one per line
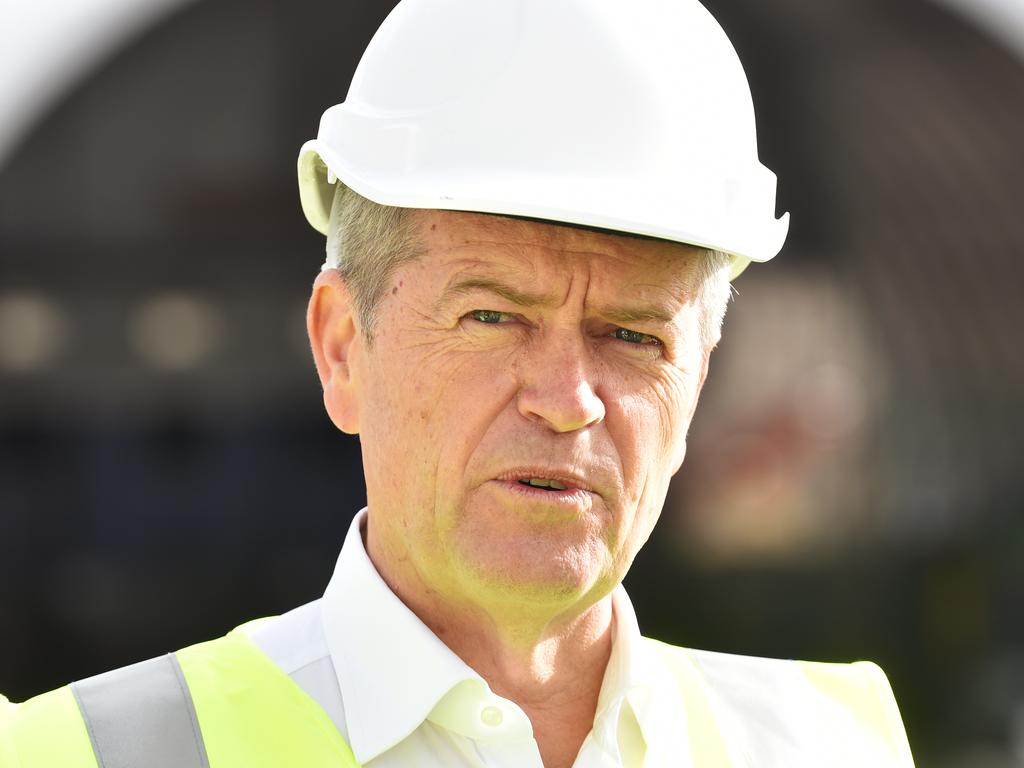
515,336,606,433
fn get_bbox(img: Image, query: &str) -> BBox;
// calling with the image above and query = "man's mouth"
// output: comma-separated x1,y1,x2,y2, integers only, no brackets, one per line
489,469,597,511
518,478,570,491
493,468,594,495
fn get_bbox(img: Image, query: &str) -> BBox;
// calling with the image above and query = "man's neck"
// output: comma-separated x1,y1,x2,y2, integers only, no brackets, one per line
441,598,613,768
365,524,615,768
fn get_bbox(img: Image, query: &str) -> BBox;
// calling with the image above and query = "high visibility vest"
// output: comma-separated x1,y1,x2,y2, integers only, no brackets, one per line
0,620,915,767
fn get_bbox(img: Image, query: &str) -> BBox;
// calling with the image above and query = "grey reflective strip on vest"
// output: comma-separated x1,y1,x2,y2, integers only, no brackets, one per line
70,652,210,768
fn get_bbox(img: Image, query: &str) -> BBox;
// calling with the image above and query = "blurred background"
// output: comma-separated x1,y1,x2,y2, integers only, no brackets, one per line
1,0,1022,764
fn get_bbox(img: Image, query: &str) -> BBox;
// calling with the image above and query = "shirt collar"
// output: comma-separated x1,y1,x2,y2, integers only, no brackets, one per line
598,585,643,713
321,509,481,763
320,508,686,764
613,592,697,767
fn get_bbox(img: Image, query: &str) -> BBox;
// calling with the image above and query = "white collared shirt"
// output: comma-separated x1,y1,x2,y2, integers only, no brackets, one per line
246,509,689,767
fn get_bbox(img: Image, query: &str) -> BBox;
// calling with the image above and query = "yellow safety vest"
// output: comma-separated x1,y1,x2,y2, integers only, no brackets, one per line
0,621,914,767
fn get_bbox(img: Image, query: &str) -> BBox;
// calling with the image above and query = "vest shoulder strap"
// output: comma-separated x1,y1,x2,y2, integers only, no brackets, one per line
176,628,361,768
73,652,210,768
1,653,210,768
1,628,360,768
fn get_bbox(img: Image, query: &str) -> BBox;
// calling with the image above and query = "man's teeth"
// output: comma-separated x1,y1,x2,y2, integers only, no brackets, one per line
521,478,569,491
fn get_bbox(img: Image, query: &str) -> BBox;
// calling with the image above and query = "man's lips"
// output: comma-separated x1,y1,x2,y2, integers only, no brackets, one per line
492,468,596,495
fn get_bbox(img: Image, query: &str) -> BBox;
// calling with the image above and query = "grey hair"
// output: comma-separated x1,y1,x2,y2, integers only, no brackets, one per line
694,249,734,350
325,182,732,349
325,183,425,340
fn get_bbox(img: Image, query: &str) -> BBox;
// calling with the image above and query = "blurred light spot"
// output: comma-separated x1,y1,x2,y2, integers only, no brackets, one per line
675,271,885,564
795,363,868,441
0,292,65,372
129,293,221,371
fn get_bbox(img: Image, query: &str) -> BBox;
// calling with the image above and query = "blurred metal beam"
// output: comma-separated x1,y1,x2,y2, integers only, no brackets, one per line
0,0,197,169
929,0,1024,61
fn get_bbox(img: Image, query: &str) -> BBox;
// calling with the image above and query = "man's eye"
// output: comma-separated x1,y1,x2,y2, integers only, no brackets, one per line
612,327,662,347
467,309,513,324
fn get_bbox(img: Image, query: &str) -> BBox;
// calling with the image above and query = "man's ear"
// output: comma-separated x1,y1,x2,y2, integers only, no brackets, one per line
307,269,362,434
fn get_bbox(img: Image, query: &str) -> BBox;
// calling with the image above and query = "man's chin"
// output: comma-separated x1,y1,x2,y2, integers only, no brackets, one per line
448,532,612,612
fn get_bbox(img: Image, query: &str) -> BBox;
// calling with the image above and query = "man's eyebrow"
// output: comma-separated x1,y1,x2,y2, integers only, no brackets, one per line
597,305,678,326
437,276,680,325
436,277,557,311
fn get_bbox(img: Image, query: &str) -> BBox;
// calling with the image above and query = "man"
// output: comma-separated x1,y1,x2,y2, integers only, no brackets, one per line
1,0,916,766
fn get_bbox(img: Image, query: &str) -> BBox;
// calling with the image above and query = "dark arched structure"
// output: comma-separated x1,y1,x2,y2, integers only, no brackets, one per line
1,0,1022,762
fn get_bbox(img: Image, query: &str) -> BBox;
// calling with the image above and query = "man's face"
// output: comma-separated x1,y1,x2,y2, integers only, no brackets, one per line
317,211,712,615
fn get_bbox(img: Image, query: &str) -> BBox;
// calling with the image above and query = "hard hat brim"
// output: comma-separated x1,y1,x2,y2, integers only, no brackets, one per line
298,141,784,281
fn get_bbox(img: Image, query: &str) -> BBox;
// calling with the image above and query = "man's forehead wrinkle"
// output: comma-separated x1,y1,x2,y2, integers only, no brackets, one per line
432,210,707,271
440,242,686,300
434,241,545,274
427,229,704,324
446,238,628,264
463,213,693,257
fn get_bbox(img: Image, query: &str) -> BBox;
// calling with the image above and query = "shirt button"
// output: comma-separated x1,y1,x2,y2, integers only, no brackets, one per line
480,705,504,727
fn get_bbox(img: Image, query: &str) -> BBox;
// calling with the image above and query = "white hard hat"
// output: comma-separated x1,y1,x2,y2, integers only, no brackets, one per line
297,0,789,280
